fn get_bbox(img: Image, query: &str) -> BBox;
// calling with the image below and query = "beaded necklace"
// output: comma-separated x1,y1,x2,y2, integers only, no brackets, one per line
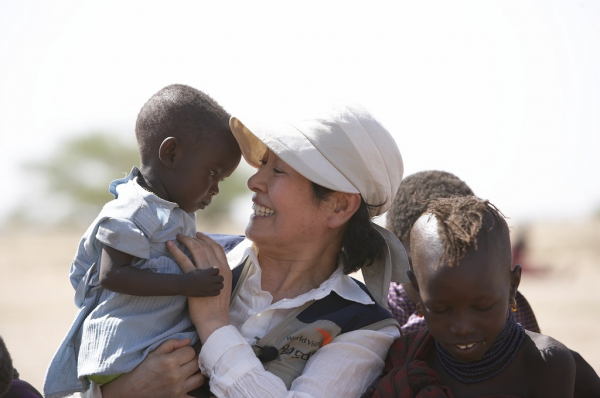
435,310,525,384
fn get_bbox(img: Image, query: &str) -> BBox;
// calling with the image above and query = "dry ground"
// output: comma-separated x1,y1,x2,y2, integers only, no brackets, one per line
1,221,599,392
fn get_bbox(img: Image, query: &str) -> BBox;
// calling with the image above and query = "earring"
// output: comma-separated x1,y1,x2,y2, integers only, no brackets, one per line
416,302,424,318
509,299,517,313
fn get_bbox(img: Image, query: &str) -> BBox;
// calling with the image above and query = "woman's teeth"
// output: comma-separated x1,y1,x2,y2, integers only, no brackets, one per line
252,203,275,217
456,343,477,350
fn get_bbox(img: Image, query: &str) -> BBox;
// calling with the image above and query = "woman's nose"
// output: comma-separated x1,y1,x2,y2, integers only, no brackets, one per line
247,169,265,192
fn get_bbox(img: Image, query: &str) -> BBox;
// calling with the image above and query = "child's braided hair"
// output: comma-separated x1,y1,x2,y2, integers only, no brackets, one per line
425,195,508,267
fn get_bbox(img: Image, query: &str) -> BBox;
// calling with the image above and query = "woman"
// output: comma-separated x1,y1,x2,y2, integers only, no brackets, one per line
98,104,410,397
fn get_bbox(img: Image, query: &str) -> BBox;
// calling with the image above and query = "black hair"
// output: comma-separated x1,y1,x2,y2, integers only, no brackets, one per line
312,183,385,274
425,196,510,268
387,170,474,242
0,336,13,396
135,84,231,162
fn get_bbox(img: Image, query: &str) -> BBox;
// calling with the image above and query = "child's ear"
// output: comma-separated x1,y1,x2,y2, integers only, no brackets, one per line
509,264,522,300
158,137,181,169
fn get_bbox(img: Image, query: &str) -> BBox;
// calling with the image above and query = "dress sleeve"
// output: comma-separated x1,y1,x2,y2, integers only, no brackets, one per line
96,218,150,259
200,324,400,398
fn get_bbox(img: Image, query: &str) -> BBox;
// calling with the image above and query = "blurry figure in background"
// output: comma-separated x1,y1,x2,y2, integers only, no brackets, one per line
511,228,548,276
386,170,540,334
0,336,43,398
368,196,576,397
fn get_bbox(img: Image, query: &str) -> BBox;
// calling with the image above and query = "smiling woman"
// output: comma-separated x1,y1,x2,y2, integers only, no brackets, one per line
93,103,410,398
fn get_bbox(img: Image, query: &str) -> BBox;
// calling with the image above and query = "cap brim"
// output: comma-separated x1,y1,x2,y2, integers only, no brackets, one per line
230,117,267,169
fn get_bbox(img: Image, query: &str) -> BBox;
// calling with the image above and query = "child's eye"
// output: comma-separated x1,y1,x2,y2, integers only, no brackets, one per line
430,309,448,314
474,304,494,312
273,168,284,174
427,306,448,315
210,170,217,178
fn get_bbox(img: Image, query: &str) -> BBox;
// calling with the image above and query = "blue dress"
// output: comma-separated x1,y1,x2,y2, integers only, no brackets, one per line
44,167,199,398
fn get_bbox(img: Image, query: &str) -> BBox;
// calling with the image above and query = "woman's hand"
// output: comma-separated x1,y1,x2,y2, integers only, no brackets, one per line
168,232,232,343
101,338,203,398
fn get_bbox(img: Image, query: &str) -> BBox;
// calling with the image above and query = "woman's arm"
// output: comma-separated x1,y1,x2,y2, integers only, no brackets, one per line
100,338,204,398
199,324,398,397
167,233,233,343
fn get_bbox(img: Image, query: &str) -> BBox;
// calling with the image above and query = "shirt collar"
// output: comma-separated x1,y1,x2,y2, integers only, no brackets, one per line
226,238,374,307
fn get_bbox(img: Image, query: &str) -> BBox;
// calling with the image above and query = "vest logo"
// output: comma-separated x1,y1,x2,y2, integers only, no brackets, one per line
280,327,335,361
314,327,332,346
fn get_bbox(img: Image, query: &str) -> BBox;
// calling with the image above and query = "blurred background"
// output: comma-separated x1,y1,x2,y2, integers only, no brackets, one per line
1,0,599,392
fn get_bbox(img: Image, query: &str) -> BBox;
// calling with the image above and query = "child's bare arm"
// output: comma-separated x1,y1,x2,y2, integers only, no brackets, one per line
99,245,224,297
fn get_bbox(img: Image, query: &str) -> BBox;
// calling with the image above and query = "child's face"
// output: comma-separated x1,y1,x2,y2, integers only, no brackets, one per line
411,217,518,363
166,137,241,213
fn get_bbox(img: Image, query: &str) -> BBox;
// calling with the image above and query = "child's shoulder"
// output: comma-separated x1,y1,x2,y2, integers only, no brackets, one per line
523,330,576,397
526,330,572,360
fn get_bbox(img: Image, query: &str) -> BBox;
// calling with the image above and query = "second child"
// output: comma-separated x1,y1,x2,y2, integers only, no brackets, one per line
368,196,575,397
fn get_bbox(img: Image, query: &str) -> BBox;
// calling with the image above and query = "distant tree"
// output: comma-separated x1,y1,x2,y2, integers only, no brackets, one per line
10,132,250,229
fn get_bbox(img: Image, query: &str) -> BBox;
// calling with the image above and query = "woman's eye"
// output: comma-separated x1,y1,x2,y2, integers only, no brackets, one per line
474,304,494,312
210,170,216,177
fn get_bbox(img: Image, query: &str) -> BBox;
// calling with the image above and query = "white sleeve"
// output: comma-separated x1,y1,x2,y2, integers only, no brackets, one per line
199,324,400,398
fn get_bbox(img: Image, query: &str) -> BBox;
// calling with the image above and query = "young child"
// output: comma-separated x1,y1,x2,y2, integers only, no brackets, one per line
44,84,241,397
369,196,576,397
386,170,540,335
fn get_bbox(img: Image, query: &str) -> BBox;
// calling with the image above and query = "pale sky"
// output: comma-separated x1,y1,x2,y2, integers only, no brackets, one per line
1,0,599,228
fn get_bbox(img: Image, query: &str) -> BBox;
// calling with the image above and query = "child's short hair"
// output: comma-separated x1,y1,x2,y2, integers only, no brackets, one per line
0,336,14,396
135,84,231,161
387,170,474,242
425,196,511,268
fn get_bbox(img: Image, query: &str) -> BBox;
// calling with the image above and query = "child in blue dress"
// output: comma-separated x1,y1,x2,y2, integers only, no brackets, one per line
44,84,241,398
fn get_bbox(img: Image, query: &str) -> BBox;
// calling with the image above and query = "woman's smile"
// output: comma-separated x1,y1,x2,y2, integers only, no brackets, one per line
252,203,275,217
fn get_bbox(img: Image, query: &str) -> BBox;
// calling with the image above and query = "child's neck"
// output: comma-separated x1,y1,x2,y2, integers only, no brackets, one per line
137,165,170,202
434,311,525,385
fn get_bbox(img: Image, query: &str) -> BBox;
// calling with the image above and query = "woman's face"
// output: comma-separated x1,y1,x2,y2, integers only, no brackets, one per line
245,150,331,252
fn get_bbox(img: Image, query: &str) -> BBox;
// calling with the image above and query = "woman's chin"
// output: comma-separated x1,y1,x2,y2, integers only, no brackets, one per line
245,222,267,243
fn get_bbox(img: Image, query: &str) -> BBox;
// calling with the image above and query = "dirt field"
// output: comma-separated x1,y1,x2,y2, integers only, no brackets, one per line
1,221,599,392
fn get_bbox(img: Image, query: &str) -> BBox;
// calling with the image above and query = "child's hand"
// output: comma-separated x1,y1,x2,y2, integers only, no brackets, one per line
181,267,224,297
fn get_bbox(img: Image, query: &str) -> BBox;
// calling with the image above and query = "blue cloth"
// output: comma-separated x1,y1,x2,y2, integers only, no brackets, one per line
44,167,199,398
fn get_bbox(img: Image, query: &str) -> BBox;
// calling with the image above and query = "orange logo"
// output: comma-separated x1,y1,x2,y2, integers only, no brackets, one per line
314,328,332,346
